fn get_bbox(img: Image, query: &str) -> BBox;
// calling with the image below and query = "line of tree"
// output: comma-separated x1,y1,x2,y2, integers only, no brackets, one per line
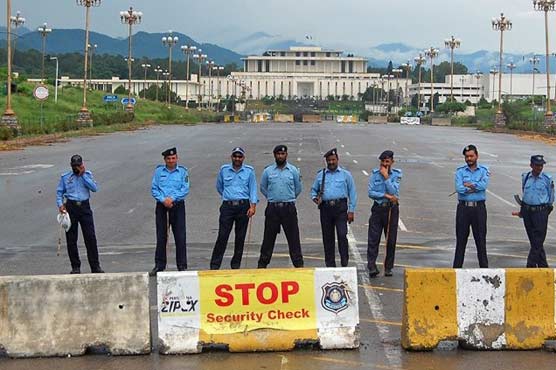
368,60,469,84
0,47,241,81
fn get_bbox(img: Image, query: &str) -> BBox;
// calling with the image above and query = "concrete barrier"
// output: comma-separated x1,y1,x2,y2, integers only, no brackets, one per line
336,115,359,124
402,268,556,350
431,117,451,126
251,113,270,123
0,273,150,358
157,268,359,354
274,114,294,123
302,114,321,123
224,114,241,123
367,115,387,124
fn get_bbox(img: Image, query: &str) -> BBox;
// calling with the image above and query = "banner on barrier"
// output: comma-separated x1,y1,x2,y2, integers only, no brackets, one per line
158,268,359,353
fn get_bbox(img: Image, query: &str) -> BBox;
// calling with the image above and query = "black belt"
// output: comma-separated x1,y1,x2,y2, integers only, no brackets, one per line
269,201,294,207
66,199,89,206
459,200,485,207
322,198,347,206
374,201,395,208
223,199,249,206
522,204,550,212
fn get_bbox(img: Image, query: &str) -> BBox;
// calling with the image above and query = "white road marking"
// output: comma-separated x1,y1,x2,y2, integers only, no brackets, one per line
346,151,352,156
126,208,135,214
336,139,340,142
229,140,233,143
0,170,35,176
398,218,408,232
299,142,303,146
18,164,55,169
341,144,345,148
297,157,301,162
481,151,499,158
392,140,396,145
353,159,358,164
347,225,400,367
403,147,408,151
362,170,369,176
431,162,444,168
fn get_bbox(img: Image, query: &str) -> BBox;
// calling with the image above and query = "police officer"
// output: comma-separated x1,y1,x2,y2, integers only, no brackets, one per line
512,155,554,267
258,145,304,268
367,150,402,278
311,148,357,267
210,147,258,270
453,144,490,268
150,147,190,275
56,154,103,274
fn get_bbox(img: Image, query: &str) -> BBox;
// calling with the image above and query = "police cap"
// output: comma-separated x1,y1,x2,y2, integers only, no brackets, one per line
324,148,338,158
531,154,546,165
231,147,245,156
378,150,394,160
161,147,177,157
462,144,478,155
70,154,83,166
273,145,288,153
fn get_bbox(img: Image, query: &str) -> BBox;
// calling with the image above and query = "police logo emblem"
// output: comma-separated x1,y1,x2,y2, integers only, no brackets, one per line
321,282,350,313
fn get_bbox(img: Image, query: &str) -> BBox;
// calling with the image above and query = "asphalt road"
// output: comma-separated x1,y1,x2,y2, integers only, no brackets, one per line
1,122,555,369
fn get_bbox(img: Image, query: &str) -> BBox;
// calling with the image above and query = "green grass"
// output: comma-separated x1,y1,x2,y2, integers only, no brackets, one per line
0,81,222,140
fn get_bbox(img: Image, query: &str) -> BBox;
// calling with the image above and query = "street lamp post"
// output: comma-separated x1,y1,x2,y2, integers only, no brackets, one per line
529,56,540,109
460,75,465,101
424,47,439,113
162,70,169,103
492,12,512,126
474,71,483,106
444,36,461,102
490,67,498,105
382,74,394,112
2,0,19,128
216,65,224,111
50,56,59,103
207,60,215,110
414,53,426,111
76,0,102,127
154,66,162,101
392,68,402,109
400,61,411,108
37,23,53,83
87,43,97,84
141,63,151,98
162,31,179,108
506,62,516,101
193,52,207,108
181,45,197,109
10,11,25,69
533,0,554,124
121,6,142,113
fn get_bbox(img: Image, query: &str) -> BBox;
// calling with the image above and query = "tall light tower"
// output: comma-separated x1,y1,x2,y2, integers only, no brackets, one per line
533,0,555,123
529,55,540,109
2,0,19,128
181,45,197,109
444,36,461,102
154,66,163,101
162,31,179,108
76,0,102,127
474,71,483,106
207,60,215,109
492,12,512,125
38,23,53,83
87,43,97,83
193,52,207,108
414,53,426,111
392,68,402,109
120,6,142,113
490,67,498,104
400,61,411,108
506,62,516,101
141,63,151,98
424,47,439,113
10,11,25,70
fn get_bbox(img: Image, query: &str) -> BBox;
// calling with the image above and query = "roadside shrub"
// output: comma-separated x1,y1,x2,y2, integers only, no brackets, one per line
91,111,134,126
0,126,14,140
386,114,399,123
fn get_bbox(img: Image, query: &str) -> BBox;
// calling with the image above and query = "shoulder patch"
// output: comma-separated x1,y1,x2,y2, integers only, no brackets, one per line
392,168,401,173
372,168,380,173
178,165,188,171
244,164,254,171
456,164,467,170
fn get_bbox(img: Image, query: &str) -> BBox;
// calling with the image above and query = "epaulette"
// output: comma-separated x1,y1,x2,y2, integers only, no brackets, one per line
244,164,255,171
372,168,380,173
61,171,72,178
542,172,552,180
178,165,188,172
391,168,402,173
456,164,467,170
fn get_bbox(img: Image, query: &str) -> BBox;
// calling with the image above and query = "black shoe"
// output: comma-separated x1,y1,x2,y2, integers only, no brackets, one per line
384,269,393,277
149,267,165,276
177,266,187,271
91,268,105,273
369,266,380,278
70,267,81,274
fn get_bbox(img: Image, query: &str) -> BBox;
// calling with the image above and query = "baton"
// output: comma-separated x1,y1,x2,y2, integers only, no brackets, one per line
448,191,457,197
245,216,253,267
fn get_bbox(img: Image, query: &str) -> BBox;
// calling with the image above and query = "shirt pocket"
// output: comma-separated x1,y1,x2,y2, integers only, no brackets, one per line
333,178,345,191
223,175,234,185
534,181,548,198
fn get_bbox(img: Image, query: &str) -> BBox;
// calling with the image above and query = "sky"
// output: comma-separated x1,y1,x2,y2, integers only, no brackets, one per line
0,0,553,54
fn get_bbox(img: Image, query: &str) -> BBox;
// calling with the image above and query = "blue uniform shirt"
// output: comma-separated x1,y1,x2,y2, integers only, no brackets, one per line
311,166,357,212
151,165,190,203
368,168,402,204
522,171,554,205
216,163,259,204
455,164,490,201
260,162,302,202
56,170,98,207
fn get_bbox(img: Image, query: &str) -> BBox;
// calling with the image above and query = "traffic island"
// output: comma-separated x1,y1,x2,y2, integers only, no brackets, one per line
76,108,94,128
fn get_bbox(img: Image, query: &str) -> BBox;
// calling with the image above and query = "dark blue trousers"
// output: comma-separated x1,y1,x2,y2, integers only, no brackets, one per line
453,202,488,268
367,203,399,271
522,207,550,268
65,200,100,271
155,200,187,270
210,201,250,269
320,200,349,267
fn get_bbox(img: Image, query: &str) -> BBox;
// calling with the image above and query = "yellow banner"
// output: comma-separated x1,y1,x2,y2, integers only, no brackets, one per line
199,269,316,334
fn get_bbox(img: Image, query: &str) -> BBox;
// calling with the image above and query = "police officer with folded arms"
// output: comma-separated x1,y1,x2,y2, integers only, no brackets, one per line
56,154,104,274
150,147,190,275
453,144,490,268
311,148,357,267
367,150,402,278
210,147,258,270
512,155,554,267
258,145,304,268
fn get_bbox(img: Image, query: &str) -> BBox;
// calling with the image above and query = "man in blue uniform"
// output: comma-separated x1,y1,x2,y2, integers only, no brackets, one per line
512,155,554,267
311,148,357,267
150,147,190,275
453,144,490,268
258,145,304,268
210,147,258,270
367,150,402,278
56,154,103,274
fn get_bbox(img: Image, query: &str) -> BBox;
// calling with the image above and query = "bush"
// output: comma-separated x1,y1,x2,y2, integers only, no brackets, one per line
451,115,477,125
436,100,466,113
91,111,134,126
114,85,129,95
0,126,14,141
386,114,399,123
